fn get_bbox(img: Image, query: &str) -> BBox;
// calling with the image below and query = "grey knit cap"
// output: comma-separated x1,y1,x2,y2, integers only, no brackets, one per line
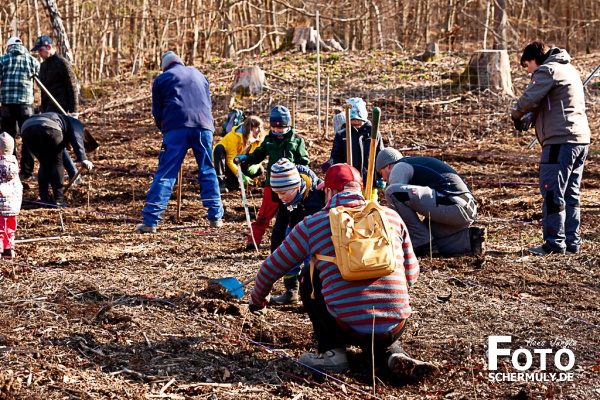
375,147,403,171
161,51,183,71
333,112,346,134
0,132,15,156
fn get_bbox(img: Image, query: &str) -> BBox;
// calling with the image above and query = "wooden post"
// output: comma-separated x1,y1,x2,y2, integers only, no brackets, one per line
291,97,296,128
176,167,183,222
325,75,330,139
343,104,352,166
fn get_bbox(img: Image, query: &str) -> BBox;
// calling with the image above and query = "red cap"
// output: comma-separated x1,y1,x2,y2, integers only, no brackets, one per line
317,163,363,191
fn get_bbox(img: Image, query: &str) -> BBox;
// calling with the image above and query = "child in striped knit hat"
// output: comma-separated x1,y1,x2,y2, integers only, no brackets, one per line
268,158,324,305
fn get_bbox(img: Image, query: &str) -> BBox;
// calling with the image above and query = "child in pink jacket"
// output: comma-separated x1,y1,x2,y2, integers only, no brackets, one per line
0,132,23,259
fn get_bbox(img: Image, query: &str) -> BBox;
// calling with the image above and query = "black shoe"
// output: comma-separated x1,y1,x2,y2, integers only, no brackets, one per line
219,182,229,194
40,195,54,205
54,198,69,208
566,246,579,254
469,227,487,255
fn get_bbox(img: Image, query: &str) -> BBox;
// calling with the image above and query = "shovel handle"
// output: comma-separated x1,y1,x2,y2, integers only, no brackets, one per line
63,166,86,193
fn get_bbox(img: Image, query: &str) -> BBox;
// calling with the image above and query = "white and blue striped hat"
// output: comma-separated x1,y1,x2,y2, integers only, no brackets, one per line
270,158,301,191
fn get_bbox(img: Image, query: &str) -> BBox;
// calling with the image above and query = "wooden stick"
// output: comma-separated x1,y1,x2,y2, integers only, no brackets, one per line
343,104,352,166
176,167,183,222
364,107,381,201
291,97,297,128
63,166,86,194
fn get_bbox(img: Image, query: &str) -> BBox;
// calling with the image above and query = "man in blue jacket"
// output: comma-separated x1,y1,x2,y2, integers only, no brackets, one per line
136,51,223,233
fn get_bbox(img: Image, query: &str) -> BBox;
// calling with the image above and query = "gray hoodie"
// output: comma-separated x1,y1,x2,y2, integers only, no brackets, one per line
514,48,590,146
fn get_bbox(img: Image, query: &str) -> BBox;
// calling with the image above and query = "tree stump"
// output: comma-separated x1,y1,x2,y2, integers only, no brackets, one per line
292,27,336,52
421,43,440,61
231,66,266,97
456,49,514,96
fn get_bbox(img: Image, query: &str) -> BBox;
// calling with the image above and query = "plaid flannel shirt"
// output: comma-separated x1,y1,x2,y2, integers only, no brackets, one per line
0,44,40,105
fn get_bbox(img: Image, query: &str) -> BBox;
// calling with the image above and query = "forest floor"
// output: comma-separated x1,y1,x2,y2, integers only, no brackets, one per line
1,51,599,400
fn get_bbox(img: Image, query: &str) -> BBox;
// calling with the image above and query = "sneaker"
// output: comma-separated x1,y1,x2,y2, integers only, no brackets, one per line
218,182,228,194
388,353,440,383
2,249,15,259
528,245,565,256
209,219,223,228
469,227,487,255
135,223,157,234
299,348,349,373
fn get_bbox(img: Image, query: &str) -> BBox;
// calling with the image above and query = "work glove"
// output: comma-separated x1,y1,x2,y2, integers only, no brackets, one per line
512,115,523,131
234,154,247,164
521,112,535,131
68,112,79,119
375,179,386,190
247,164,261,176
80,160,94,170
241,174,252,185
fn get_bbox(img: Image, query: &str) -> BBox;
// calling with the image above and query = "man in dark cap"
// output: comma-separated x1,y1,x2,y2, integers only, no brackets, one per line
136,51,223,233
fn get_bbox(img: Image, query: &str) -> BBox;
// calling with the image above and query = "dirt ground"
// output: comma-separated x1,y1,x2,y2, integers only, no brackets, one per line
1,51,599,399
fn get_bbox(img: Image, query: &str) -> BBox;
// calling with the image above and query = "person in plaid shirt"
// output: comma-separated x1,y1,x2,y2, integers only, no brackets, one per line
0,37,40,180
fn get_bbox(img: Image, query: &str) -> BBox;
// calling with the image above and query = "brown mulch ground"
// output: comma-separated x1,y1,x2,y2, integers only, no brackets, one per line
1,51,599,399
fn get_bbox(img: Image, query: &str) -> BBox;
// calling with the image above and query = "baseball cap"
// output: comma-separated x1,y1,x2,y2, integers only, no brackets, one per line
6,37,22,51
317,163,363,191
31,35,53,51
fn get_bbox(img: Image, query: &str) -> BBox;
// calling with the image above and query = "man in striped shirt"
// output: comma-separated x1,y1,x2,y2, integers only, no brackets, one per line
249,164,439,383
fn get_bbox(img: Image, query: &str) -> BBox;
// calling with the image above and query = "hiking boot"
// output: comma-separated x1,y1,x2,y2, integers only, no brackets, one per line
528,245,565,256
270,276,300,305
388,353,440,383
2,249,15,260
299,348,349,373
469,226,487,255
209,219,223,228
135,223,157,234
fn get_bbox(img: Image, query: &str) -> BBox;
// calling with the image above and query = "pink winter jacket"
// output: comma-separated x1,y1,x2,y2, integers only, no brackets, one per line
0,155,23,216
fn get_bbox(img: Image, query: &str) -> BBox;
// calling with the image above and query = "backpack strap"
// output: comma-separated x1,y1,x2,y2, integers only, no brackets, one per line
309,253,336,299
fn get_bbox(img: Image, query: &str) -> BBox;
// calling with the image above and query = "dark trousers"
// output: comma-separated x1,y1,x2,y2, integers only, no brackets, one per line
213,144,263,188
299,267,406,366
21,125,66,201
1,104,35,176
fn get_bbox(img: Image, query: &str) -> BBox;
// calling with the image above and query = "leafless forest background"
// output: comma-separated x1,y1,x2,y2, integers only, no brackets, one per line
2,0,600,83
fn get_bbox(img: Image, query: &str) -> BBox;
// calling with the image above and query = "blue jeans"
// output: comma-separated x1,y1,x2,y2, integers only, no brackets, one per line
539,143,588,252
63,149,77,179
142,128,223,226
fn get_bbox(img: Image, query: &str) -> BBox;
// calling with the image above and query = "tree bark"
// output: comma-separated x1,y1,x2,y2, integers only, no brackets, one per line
40,0,74,63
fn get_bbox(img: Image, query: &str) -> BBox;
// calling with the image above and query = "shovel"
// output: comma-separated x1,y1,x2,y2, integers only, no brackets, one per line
237,167,259,252
212,276,255,298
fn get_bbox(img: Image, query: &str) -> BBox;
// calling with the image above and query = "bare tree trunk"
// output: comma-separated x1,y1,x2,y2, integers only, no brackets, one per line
32,0,41,37
493,0,508,49
41,0,74,63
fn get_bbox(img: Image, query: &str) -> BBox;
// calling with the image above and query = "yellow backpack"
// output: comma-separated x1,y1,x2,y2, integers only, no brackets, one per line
314,201,396,281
